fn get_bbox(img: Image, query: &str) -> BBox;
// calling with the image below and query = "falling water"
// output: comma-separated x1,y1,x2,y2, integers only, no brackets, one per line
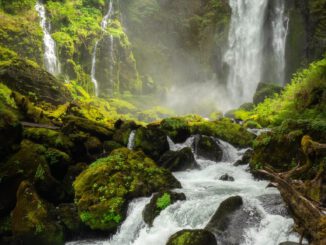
223,0,289,108
127,130,136,150
91,41,100,96
223,0,268,107
67,137,302,245
35,1,61,75
271,0,289,85
91,0,115,96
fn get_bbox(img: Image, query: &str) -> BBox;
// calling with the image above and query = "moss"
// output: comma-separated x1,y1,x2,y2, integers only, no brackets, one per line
190,118,255,147
23,128,74,151
156,192,171,210
0,10,43,63
166,229,217,245
73,148,180,231
12,181,64,245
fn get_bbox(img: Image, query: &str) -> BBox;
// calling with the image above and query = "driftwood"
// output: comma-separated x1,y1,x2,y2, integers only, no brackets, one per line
258,135,326,244
21,121,60,130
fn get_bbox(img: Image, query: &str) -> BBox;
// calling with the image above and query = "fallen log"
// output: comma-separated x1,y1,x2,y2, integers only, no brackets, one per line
21,121,60,130
258,168,326,244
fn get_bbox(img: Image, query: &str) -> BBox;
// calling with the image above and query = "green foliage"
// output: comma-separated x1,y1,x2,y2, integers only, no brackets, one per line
73,148,179,231
156,193,171,210
34,164,45,180
254,58,326,126
0,0,35,14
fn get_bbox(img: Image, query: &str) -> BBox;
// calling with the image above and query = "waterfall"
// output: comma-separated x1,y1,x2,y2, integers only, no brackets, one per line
223,0,268,107
35,1,61,75
271,0,289,85
127,130,136,150
91,0,115,96
223,0,289,108
91,41,99,96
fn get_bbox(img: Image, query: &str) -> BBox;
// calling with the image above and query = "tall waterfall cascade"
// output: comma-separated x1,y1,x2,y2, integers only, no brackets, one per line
35,1,61,75
223,0,289,108
91,0,115,96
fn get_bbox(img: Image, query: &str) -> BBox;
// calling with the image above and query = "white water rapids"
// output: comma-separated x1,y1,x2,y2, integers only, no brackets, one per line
35,1,61,75
67,136,301,245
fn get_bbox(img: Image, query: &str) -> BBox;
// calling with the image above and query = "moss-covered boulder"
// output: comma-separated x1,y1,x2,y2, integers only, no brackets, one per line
23,127,74,153
251,130,304,172
0,140,67,214
193,135,223,162
112,120,138,146
160,117,191,143
190,118,255,148
158,147,198,171
134,126,169,161
73,148,181,232
12,181,64,245
0,58,71,105
143,191,186,226
253,82,282,105
62,116,114,141
166,229,217,245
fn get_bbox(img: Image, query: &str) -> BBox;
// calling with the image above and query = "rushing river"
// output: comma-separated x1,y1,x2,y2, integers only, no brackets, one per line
67,136,301,245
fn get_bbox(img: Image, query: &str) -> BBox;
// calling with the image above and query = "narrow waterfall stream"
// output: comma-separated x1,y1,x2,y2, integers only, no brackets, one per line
223,0,288,107
35,1,61,75
127,130,136,150
271,0,289,85
91,0,115,96
67,137,301,245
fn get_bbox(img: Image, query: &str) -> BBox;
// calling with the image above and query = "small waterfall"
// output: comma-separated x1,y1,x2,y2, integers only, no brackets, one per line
127,130,136,150
223,0,268,107
91,0,115,96
271,0,289,85
35,1,61,75
91,41,99,96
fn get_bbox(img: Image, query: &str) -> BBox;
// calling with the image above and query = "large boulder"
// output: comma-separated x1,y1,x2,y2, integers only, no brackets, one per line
159,117,191,143
0,58,71,105
12,181,64,245
166,229,217,245
73,148,180,232
193,135,223,162
134,126,169,161
158,147,199,171
205,196,261,244
0,140,67,214
143,191,186,226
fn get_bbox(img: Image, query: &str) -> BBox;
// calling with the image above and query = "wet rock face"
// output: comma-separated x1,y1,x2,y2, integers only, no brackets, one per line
166,229,217,245
234,149,253,166
143,191,186,226
12,181,64,245
193,135,223,162
158,147,199,171
134,126,170,161
205,196,261,244
0,59,71,105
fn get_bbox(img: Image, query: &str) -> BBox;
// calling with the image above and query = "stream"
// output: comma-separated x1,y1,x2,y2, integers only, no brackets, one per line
67,137,301,245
